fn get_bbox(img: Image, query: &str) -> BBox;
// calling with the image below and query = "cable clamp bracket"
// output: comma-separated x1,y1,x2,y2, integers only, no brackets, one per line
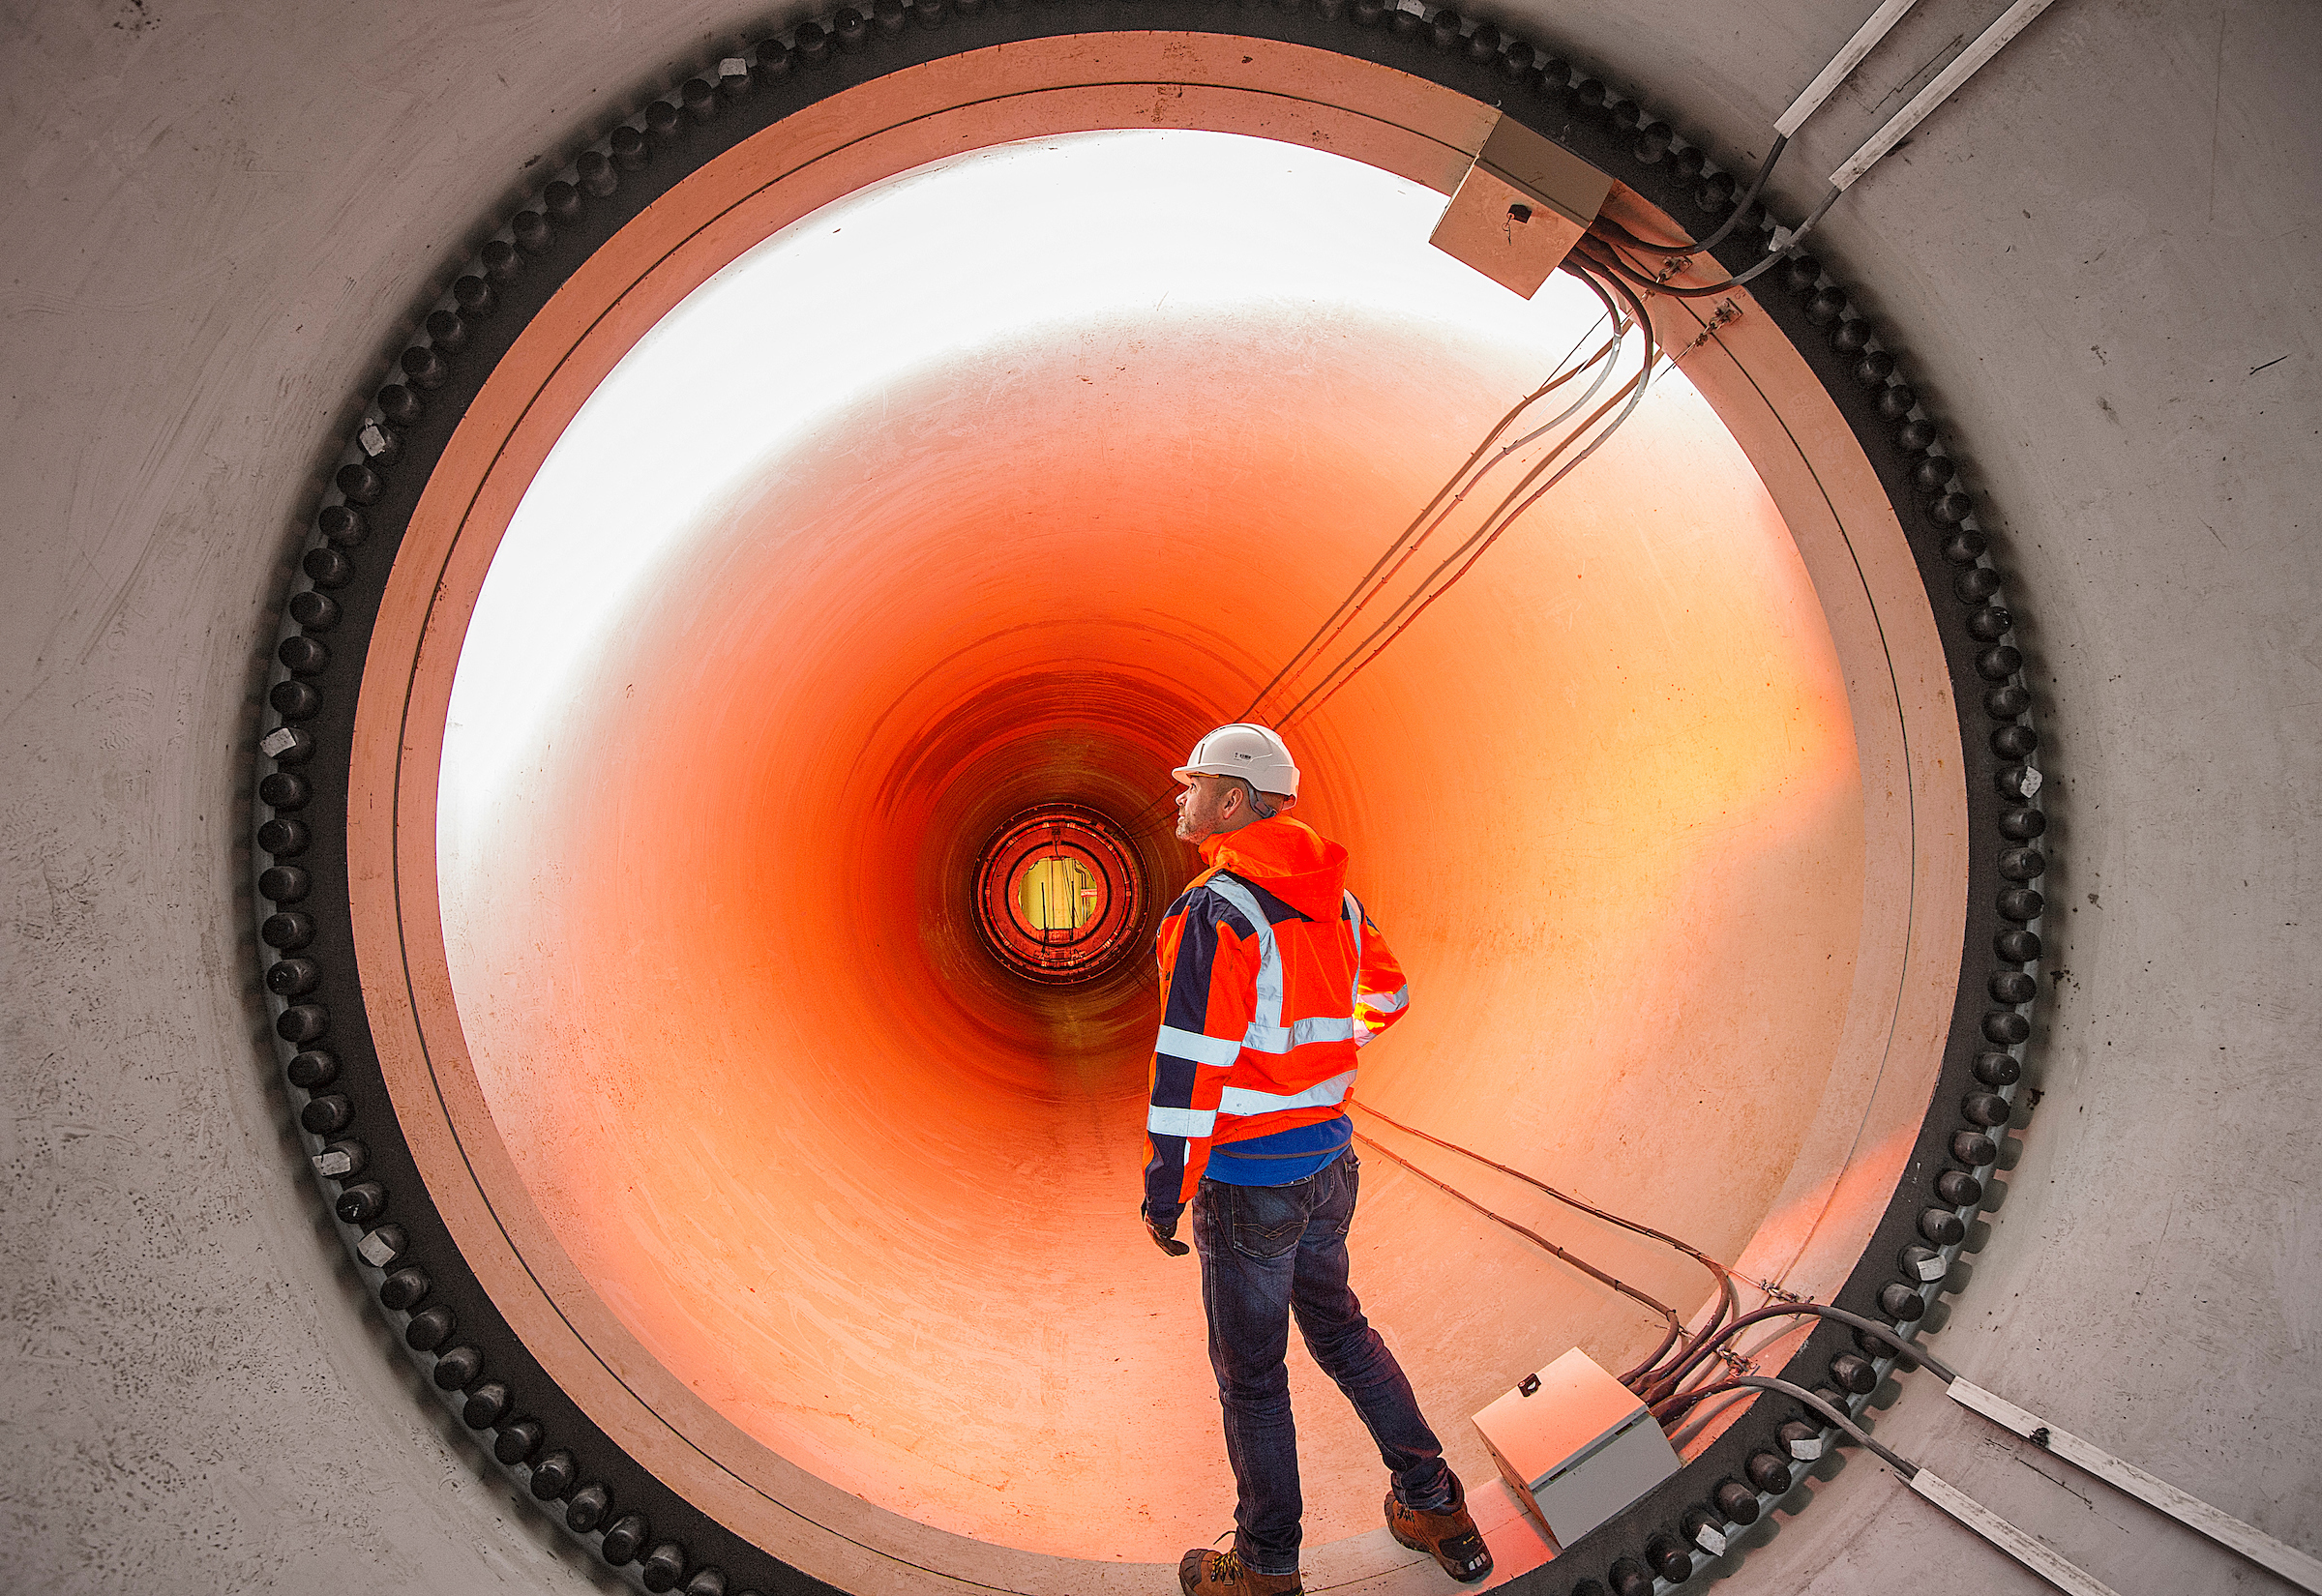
1670,300,1743,365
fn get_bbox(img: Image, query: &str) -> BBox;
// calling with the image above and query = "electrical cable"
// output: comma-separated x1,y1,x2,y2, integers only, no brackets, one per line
1346,1090,1745,1394
1473,1107,1935,1404
1112,282,1641,837
1346,1128,1684,1365
1273,359,1649,725
1271,343,1629,714
1491,336,1625,457
1655,1313,1802,1410
1349,1097,1737,1332
1231,375,1561,724
1236,274,1631,726
1251,319,1622,719
1595,133,1792,263
1399,1114,2315,1596
1276,258,1660,725
1270,263,1652,724
1662,1375,2128,1596
1573,212,1826,301
1634,1308,1904,1410
1657,1373,1918,1476
1670,1351,2322,1593
1151,251,1668,765
1473,280,1662,539
1579,0,2052,301
1641,1302,1955,1412
1251,320,1629,722
1585,213,1694,254
1661,1385,1756,1452
1567,0,1924,293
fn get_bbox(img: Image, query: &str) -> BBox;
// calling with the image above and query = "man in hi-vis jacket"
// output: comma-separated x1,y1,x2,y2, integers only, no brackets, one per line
1142,724,1493,1596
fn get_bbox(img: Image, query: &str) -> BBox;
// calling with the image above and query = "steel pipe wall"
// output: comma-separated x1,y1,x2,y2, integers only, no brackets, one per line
428,178,1861,1556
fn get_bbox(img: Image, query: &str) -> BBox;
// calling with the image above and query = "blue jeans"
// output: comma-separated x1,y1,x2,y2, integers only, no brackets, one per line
1192,1151,1453,1576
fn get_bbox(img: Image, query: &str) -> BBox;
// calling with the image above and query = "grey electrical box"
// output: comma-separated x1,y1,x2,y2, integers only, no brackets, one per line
1473,1348,1682,1549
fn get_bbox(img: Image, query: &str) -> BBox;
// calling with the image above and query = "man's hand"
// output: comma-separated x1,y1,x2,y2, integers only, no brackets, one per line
1142,1199,1190,1257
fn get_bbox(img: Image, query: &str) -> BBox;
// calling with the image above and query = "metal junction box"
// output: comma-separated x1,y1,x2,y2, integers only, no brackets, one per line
1473,1348,1682,1549
1427,113,1612,300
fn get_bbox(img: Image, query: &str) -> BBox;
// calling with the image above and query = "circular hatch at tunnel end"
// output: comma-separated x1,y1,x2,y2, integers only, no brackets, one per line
974,804,1148,984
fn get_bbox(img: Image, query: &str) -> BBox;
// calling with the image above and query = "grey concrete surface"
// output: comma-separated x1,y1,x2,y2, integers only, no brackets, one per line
3,0,2316,1592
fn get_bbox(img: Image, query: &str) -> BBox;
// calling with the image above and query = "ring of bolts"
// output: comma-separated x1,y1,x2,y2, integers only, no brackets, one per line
251,6,2045,1593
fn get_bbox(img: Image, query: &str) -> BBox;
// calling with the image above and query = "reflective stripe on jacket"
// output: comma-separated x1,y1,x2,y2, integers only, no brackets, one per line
1144,816,1410,1210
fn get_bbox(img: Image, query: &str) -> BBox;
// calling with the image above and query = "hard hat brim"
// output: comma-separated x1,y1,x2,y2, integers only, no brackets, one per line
1170,762,1297,794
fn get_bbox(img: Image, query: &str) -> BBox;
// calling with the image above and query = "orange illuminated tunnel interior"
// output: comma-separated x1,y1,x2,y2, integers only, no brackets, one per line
419,131,1874,1567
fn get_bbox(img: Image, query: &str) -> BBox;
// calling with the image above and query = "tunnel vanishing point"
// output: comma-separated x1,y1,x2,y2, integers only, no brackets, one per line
4,4,2319,1596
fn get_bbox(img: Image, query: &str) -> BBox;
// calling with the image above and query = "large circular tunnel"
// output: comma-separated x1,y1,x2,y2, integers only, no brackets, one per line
426,130,1868,1564
324,26,1977,1596
28,4,2322,1596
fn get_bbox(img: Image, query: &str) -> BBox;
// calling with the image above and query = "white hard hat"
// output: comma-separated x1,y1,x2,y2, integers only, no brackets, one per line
1173,724,1300,799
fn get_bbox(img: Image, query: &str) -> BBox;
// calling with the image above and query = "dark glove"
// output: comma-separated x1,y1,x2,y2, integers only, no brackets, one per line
1142,1199,1190,1257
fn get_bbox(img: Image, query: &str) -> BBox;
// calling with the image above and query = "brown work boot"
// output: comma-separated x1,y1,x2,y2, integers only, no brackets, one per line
1178,1548,1301,1596
1385,1473,1494,1583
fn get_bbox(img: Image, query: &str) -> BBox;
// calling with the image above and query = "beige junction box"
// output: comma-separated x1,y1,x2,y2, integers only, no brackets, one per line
1473,1348,1682,1549
1426,112,1611,299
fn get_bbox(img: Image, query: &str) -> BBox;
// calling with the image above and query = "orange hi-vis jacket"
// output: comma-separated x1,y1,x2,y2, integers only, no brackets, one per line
1144,815,1411,1212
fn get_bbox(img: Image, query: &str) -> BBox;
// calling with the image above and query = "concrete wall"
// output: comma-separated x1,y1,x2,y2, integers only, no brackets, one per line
4,1,2315,1592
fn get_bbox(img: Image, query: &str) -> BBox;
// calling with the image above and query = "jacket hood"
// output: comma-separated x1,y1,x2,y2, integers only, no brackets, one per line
1198,816,1349,919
